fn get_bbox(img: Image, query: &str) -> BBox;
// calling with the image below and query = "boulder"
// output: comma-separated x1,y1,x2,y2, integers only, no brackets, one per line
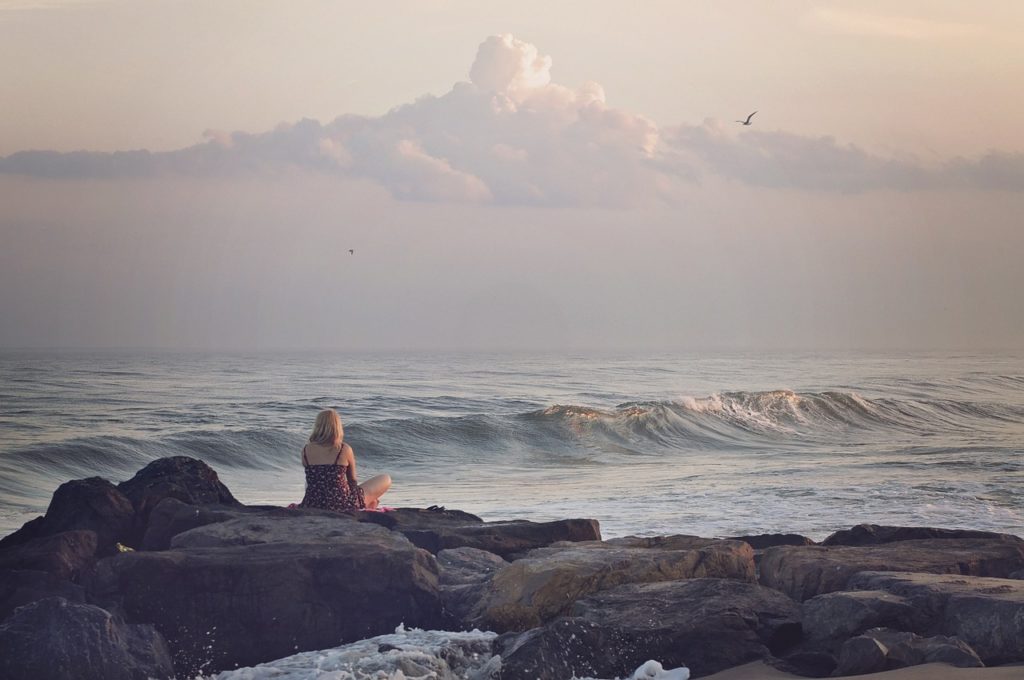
848,571,1024,665
758,538,1024,601
357,506,484,531
802,590,920,644
498,578,801,679
140,497,248,550
141,498,366,550
728,533,816,550
0,597,174,680
0,478,134,556
89,514,443,676
390,517,601,559
863,628,984,669
437,547,508,627
437,546,509,587
0,569,85,622
471,538,755,632
833,635,889,676
822,524,1022,547
834,628,983,676
116,457,239,540
0,530,97,581
168,512,369,549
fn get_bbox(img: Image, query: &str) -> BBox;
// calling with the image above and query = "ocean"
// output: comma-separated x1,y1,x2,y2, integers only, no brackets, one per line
1,350,1022,542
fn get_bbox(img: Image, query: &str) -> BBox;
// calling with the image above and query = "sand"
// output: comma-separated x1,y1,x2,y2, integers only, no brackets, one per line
702,662,1024,680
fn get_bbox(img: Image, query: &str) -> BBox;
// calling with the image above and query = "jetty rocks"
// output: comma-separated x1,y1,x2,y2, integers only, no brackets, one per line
0,457,1022,679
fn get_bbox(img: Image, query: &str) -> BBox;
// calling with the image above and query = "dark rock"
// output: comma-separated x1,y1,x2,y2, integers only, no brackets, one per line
773,649,837,678
437,546,508,587
0,597,174,680
395,517,601,559
0,530,98,581
471,538,755,632
834,627,984,675
357,506,484,531
168,512,367,549
117,457,240,541
0,569,85,622
140,497,248,550
437,547,508,628
862,627,984,669
90,514,443,676
822,524,1022,547
729,533,816,550
603,534,730,550
1009,569,1024,580
498,578,801,679
0,478,134,557
833,635,889,676
0,516,45,550
802,590,920,644
848,571,1024,665
759,538,1024,601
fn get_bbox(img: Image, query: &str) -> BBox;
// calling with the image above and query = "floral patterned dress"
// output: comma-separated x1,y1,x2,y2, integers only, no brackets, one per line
299,446,366,511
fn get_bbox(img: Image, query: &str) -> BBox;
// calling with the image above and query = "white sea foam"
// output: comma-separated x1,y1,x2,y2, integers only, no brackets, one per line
205,626,689,680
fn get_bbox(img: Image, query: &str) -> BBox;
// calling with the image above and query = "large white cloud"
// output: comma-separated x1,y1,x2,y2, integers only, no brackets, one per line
1,33,1021,202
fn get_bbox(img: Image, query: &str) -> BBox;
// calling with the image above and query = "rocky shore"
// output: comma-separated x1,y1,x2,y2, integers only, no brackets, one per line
1,456,1022,679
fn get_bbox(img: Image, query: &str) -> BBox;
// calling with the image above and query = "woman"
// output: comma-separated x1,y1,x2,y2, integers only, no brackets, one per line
299,409,391,510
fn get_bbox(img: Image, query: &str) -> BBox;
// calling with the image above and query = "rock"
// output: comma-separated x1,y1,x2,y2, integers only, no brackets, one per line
116,457,240,540
437,547,508,628
758,538,1024,601
0,516,45,550
834,628,983,676
357,507,484,530
802,590,920,644
168,512,368,548
140,497,248,550
393,517,601,559
498,578,801,679
728,533,816,550
822,524,1022,547
0,569,85,622
472,539,755,632
471,536,753,630
438,546,508,587
833,635,889,676
848,571,1024,665
861,627,984,669
773,649,837,678
0,530,98,581
89,514,443,676
0,478,135,556
0,597,174,680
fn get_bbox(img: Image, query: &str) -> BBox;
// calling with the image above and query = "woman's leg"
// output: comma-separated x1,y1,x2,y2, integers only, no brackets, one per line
360,473,392,509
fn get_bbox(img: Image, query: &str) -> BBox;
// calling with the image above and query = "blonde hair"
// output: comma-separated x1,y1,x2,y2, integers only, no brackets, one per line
309,409,343,448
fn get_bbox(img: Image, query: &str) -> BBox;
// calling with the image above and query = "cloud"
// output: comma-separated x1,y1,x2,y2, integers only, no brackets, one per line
1,33,1022,202
667,121,1024,193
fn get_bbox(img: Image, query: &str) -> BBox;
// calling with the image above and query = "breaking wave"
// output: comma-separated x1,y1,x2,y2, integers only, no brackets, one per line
3,389,1020,492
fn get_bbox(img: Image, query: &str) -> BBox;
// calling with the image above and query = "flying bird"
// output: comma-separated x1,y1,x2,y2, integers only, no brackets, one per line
348,249,354,255
736,111,757,126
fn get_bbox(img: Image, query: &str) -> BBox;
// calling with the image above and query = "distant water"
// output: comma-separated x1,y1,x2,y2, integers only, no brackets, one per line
1,350,1022,541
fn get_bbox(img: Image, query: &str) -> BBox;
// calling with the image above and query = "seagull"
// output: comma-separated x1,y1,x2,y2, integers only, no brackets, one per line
348,249,354,255
736,111,757,126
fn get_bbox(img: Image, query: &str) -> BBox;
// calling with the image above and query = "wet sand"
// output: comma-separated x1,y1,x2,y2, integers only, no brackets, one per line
703,662,1024,680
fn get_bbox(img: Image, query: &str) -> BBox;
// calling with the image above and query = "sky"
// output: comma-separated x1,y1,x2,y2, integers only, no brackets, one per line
1,0,1022,351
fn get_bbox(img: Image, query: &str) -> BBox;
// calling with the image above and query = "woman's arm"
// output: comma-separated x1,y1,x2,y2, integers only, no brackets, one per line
343,443,357,482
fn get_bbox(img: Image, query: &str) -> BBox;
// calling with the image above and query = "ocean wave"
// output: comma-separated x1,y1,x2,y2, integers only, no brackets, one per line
1,389,1019,488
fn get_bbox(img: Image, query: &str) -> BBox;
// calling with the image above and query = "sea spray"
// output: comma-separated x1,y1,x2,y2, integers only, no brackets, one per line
205,625,690,680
